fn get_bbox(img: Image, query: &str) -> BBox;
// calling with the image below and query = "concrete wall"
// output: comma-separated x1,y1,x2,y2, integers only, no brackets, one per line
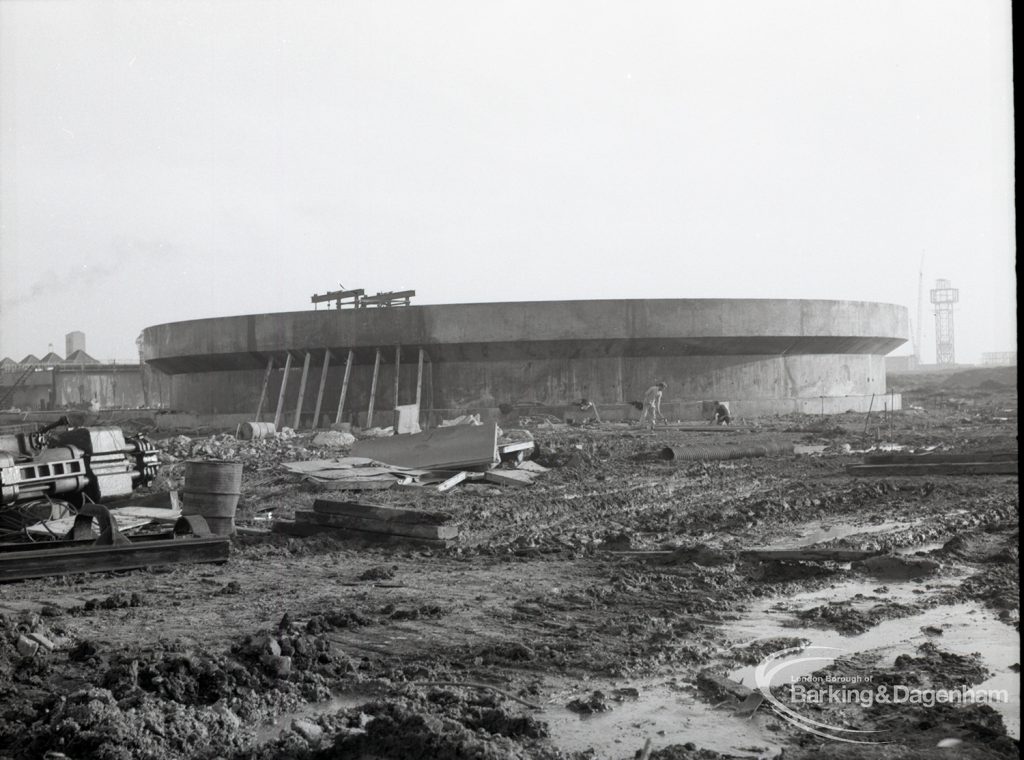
143,298,907,419
52,368,145,408
142,299,908,372
1,365,170,411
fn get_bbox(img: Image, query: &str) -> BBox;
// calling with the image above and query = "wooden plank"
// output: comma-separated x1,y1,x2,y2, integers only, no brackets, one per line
415,348,424,407
436,471,468,493
393,345,401,413
847,462,1017,476
293,351,312,429
608,547,882,563
273,353,293,430
254,356,274,422
335,349,354,425
862,451,1018,465
295,510,458,539
484,470,536,487
367,348,382,428
498,441,536,454
313,498,451,525
306,478,396,492
312,349,331,429
271,519,452,547
351,422,498,470
0,537,229,583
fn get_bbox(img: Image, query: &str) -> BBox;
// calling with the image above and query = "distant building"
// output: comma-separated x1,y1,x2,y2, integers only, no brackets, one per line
0,330,169,410
66,330,86,356
981,351,1017,366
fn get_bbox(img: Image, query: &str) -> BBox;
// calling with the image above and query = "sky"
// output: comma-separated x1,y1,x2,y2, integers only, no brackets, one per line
0,0,1015,364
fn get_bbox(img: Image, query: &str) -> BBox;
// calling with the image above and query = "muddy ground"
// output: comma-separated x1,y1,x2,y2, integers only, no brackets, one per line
0,367,1017,759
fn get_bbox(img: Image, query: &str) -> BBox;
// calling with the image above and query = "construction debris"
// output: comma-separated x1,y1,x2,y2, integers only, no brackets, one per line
26,505,182,538
659,442,794,461
273,499,458,545
0,534,229,582
483,469,537,488
311,430,357,448
351,422,499,470
847,449,1018,477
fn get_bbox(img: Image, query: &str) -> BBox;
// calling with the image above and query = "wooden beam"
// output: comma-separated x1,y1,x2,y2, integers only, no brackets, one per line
393,345,402,413
366,348,382,428
0,537,229,583
273,353,293,430
295,509,458,540
293,351,312,429
847,462,1017,477
313,499,451,524
426,351,433,430
415,348,424,407
271,520,453,547
254,356,275,422
334,349,354,425
312,349,331,429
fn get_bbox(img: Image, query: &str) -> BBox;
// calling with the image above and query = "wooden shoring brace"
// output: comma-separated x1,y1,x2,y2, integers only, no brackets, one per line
273,353,293,430
312,349,331,429
334,349,354,425
393,345,402,413
293,351,312,429
254,356,274,422
366,348,382,428
425,350,434,431
415,347,424,407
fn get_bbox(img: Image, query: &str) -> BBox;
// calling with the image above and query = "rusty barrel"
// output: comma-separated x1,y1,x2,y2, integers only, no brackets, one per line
239,421,276,440
183,460,243,535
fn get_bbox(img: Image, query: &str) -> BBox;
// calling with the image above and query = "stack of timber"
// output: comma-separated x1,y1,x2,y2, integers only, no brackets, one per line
846,449,1017,477
273,499,459,547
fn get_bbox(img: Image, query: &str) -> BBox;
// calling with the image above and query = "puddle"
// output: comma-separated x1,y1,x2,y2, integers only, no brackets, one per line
254,692,368,743
892,542,946,556
724,586,1020,740
771,520,917,549
541,680,781,759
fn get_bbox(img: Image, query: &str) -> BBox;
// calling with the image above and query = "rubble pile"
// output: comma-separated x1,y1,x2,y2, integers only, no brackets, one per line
152,429,362,478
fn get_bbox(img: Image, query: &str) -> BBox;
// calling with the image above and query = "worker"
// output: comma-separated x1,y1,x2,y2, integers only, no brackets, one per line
712,400,732,425
638,382,667,428
576,398,601,423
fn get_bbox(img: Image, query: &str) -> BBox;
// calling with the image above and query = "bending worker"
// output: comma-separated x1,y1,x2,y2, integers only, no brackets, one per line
639,382,667,428
576,398,602,423
712,400,733,425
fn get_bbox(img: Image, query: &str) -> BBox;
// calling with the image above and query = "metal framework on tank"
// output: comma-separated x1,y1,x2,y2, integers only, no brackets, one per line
311,287,416,309
929,278,959,365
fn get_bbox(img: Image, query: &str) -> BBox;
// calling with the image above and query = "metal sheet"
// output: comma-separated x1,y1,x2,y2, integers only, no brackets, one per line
351,423,498,470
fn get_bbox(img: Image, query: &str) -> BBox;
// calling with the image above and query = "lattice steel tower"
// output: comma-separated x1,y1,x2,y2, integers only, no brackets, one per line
929,278,959,365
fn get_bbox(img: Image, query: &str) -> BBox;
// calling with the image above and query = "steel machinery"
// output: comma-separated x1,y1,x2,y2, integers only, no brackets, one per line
0,419,159,508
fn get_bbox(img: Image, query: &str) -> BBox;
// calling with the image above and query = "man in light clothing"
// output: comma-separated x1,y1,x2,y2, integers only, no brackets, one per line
638,382,667,428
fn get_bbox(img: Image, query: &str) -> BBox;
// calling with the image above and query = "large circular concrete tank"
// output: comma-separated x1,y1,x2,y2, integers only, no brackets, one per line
141,299,908,420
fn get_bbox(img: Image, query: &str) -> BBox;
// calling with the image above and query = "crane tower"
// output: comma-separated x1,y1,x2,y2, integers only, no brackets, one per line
929,278,959,365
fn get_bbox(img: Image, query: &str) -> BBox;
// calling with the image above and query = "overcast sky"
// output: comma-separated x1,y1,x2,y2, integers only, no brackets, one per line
0,0,1015,364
